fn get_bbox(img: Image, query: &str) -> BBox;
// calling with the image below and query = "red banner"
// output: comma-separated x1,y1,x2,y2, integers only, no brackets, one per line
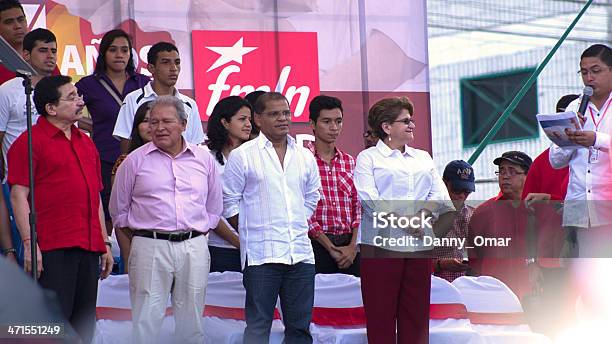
192,31,320,122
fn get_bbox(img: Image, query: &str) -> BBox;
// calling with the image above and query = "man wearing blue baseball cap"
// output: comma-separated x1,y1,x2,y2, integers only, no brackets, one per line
432,160,475,282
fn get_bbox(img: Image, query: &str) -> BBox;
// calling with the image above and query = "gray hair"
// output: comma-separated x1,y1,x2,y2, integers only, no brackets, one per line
150,95,188,122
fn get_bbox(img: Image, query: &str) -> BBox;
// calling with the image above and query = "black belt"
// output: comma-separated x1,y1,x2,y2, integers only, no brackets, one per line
132,230,203,242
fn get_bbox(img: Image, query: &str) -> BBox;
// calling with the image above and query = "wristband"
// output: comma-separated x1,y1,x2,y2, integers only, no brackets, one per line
104,241,112,248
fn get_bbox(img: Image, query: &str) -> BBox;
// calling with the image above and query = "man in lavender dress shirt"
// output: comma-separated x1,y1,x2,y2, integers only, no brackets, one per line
110,95,222,344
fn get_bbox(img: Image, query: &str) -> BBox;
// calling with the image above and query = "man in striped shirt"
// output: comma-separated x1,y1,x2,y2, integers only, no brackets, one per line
307,95,361,277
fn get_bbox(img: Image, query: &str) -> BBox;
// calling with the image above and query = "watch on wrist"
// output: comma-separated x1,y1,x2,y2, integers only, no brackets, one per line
104,241,112,249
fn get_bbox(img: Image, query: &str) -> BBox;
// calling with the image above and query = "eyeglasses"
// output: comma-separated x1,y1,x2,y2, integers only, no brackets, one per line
578,67,609,77
59,94,83,102
393,118,415,126
495,169,526,177
262,110,292,119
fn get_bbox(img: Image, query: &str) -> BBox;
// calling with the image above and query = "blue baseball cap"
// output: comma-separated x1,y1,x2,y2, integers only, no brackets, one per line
443,160,475,192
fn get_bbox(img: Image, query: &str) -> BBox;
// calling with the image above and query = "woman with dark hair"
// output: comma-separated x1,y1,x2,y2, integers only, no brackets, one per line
354,97,455,344
206,95,252,272
127,101,153,153
76,29,150,262
113,101,153,168
110,101,153,272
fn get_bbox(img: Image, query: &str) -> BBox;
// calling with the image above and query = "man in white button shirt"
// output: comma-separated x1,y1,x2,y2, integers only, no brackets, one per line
550,44,612,257
0,28,57,263
223,92,321,344
112,42,205,153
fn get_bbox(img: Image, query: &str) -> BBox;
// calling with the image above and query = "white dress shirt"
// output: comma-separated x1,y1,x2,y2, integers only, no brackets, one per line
223,134,321,268
112,82,206,144
550,92,612,228
354,140,454,252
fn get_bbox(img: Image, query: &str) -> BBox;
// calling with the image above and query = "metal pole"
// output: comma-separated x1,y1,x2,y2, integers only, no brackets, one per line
19,73,37,280
358,0,370,137
468,0,594,165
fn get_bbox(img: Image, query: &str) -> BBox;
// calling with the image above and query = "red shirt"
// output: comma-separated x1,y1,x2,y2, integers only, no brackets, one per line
7,116,106,253
0,64,61,85
521,148,569,200
468,194,530,299
306,143,361,238
0,64,16,85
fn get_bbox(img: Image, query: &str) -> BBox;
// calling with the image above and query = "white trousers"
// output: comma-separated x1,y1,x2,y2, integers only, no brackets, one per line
128,234,210,344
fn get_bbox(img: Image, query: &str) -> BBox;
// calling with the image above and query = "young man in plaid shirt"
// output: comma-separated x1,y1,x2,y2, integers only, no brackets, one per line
432,160,475,282
307,95,361,277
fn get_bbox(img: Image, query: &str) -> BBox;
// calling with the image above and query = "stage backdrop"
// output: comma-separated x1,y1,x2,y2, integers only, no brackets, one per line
24,0,431,157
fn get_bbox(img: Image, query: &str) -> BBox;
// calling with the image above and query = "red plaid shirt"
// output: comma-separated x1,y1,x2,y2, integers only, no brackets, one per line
433,203,473,282
307,143,361,238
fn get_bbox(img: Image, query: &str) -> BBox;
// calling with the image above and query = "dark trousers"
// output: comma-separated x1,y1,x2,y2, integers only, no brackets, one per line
39,248,100,344
242,262,315,344
311,233,360,277
361,258,432,344
209,245,241,273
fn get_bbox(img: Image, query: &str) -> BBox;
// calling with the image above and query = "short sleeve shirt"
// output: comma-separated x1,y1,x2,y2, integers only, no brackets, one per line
0,77,40,180
7,116,106,253
112,82,206,144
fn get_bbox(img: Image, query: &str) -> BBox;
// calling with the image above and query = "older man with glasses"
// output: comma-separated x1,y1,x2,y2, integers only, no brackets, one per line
467,151,535,300
110,95,222,344
8,75,113,343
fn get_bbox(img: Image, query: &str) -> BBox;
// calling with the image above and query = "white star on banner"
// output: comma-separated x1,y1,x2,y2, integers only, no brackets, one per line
205,37,258,72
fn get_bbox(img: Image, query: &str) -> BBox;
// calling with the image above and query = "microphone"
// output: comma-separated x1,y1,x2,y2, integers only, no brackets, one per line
577,86,593,115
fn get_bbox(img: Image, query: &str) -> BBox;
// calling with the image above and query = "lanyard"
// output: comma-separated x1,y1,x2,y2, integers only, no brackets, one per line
589,97,612,131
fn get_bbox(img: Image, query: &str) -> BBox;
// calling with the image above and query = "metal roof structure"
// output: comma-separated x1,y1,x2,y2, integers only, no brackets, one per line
428,0,611,68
